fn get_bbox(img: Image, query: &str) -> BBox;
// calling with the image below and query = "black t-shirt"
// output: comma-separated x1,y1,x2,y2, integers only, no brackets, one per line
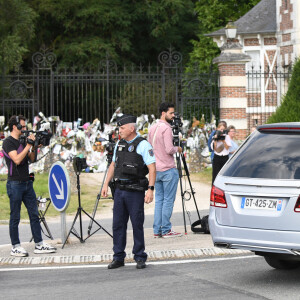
2,136,29,181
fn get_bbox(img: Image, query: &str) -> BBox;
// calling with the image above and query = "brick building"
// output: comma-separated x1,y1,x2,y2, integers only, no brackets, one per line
207,0,298,139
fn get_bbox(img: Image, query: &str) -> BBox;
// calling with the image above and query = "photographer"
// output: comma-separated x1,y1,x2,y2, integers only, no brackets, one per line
101,114,156,270
211,122,231,184
207,120,227,162
2,115,56,257
148,102,182,239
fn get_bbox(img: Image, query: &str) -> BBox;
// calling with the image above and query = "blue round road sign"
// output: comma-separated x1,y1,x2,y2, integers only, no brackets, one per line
48,161,71,212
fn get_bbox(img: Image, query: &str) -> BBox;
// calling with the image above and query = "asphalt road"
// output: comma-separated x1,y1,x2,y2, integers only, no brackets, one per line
0,255,299,299
0,210,209,245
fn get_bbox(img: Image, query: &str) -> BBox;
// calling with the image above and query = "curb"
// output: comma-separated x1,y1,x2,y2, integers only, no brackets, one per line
0,248,250,266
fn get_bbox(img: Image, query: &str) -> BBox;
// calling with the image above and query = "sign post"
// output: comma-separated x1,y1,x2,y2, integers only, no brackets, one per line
48,161,71,243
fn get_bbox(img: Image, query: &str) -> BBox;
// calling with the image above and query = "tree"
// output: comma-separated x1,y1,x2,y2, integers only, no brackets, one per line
188,0,260,72
25,0,198,68
0,0,36,72
267,60,300,123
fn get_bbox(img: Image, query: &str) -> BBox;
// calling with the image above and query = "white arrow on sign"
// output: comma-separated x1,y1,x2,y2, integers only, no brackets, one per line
52,174,64,200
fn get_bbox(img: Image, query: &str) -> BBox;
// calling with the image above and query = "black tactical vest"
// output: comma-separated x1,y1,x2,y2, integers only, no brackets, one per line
114,137,149,180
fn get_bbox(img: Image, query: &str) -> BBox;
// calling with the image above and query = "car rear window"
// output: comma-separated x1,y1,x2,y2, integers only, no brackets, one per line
220,130,300,179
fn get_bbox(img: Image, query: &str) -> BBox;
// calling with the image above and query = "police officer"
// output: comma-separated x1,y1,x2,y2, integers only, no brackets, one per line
102,114,156,270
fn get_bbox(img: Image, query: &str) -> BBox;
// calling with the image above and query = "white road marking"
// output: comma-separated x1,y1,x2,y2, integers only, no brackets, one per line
0,255,258,272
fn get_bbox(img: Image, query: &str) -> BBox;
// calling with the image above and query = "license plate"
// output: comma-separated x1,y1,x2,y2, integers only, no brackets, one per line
241,197,282,211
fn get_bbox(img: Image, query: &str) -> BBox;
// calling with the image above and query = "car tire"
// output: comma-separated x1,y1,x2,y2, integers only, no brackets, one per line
264,256,300,270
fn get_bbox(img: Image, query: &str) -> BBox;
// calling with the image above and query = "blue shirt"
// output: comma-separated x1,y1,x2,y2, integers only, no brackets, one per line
229,139,239,158
112,134,156,166
208,130,216,161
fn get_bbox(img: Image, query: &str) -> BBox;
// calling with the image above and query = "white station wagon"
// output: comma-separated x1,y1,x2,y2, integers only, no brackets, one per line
209,123,300,269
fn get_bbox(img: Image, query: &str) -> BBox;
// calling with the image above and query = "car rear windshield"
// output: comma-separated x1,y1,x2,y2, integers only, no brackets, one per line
220,130,300,179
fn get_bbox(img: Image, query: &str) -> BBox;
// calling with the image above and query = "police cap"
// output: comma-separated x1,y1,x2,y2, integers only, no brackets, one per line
117,114,137,126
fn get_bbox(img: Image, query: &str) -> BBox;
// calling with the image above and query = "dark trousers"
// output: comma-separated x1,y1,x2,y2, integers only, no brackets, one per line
212,155,229,184
6,180,42,246
112,188,147,262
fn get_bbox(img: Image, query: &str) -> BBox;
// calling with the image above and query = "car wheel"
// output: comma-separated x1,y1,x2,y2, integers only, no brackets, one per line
264,256,300,270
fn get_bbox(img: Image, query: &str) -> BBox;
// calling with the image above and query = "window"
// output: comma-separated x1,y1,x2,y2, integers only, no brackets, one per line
246,50,261,91
220,131,300,179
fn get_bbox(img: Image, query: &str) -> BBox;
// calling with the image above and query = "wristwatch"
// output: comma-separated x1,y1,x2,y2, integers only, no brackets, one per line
148,186,155,191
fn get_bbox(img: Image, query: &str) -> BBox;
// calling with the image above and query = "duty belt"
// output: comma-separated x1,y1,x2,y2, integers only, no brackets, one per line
114,179,145,192
114,179,139,185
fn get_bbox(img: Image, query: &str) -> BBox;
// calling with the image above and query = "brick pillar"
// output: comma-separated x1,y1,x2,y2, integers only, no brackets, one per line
213,41,251,140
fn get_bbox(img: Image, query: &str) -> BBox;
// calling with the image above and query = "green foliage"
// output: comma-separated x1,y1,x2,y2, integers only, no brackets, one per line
0,0,36,72
188,0,261,72
1,0,265,73
24,0,198,68
114,80,176,117
267,60,300,123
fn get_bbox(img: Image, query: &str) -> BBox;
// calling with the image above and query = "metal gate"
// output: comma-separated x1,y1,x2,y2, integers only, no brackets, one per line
0,47,219,124
181,72,219,123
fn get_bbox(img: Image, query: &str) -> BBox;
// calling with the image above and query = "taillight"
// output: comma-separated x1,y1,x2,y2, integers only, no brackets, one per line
210,185,227,208
294,195,300,212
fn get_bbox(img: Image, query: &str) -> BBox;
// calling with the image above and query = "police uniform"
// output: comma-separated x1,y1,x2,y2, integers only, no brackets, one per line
112,115,155,263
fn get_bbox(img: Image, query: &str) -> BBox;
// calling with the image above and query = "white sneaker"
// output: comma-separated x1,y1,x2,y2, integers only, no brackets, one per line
34,242,56,254
11,246,29,257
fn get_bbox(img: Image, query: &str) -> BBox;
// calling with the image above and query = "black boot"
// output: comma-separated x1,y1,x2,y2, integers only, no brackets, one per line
108,260,125,269
136,260,146,269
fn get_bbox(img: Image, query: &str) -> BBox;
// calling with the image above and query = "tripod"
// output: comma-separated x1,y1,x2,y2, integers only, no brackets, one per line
30,197,53,242
87,160,113,236
175,150,201,235
62,169,112,249
87,140,114,236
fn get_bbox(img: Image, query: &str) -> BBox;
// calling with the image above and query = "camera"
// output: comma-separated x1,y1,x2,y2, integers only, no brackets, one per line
20,122,52,147
73,157,88,174
213,130,228,141
172,112,183,128
105,132,117,164
172,112,183,146
106,141,115,164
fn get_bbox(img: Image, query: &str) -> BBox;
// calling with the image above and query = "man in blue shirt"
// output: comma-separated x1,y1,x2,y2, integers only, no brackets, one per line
102,114,156,270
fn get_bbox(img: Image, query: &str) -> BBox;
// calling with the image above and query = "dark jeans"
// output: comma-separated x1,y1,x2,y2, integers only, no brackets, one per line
112,188,147,262
212,155,229,184
6,180,42,246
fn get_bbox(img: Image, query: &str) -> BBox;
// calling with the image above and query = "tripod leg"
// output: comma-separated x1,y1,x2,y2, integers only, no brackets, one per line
62,209,80,249
40,216,54,240
82,209,113,239
87,165,109,235
181,153,201,220
176,154,187,235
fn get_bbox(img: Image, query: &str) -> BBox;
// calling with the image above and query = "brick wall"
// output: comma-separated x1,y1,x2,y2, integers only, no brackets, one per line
280,0,293,31
247,93,261,107
220,87,246,98
280,45,293,66
244,38,260,46
264,37,277,45
219,64,245,76
279,0,294,67
282,33,291,42
220,108,246,120
235,129,247,140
